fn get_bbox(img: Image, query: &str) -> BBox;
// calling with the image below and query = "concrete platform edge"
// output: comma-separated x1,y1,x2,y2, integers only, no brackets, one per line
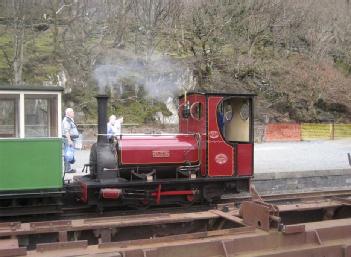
254,169,351,180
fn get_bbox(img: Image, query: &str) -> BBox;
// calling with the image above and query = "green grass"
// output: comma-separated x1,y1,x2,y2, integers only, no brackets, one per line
0,32,11,44
0,32,13,70
33,31,54,54
0,28,60,83
335,59,351,75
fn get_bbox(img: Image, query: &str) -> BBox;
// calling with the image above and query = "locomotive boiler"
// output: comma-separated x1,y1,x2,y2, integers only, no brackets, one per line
76,91,255,208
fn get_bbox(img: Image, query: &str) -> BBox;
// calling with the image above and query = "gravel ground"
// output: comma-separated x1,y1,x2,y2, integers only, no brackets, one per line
65,139,351,180
254,139,351,173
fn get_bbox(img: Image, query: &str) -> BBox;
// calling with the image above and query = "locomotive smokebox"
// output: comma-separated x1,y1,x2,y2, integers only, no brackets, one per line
96,94,109,143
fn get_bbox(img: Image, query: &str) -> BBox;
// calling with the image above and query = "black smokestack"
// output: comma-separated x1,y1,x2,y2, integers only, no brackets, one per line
96,95,109,143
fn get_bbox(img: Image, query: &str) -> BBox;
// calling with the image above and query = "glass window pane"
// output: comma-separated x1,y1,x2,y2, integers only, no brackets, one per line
219,98,251,142
24,95,58,138
0,95,19,137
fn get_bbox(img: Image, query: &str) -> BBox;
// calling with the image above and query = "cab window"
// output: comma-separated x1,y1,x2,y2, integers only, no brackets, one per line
218,98,251,142
190,102,202,120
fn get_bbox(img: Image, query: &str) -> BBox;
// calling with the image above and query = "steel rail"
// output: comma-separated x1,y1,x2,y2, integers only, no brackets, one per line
222,188,351,204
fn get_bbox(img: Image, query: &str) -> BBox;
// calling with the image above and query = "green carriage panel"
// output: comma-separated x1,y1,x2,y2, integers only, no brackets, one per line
0,138,63,191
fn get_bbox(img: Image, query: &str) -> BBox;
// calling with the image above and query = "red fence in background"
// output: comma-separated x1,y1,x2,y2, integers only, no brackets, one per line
264,123,301,142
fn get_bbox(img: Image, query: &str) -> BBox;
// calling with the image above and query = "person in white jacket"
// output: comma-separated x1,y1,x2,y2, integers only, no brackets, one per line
107,115,123,139
62,108,79,173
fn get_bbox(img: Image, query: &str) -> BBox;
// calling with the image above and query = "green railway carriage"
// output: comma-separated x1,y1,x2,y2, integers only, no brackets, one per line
0,85,64,215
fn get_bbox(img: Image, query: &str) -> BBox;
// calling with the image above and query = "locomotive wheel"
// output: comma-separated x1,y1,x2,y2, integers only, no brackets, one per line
177,188,201,207
203,184,224,203
132,199,152,210
178,195,197,207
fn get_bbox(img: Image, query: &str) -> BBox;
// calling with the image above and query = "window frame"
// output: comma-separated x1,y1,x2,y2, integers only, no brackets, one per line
216,96,254,144
0,90,62,139
0,94,19,138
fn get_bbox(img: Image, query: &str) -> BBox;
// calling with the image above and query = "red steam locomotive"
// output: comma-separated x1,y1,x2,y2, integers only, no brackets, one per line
75,92,254,209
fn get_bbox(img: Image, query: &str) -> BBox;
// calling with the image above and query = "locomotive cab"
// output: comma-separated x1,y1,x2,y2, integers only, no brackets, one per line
178,92,255,202
179,92,254,178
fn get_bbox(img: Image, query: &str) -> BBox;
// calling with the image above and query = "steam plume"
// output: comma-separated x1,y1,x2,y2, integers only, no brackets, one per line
93,51,196,100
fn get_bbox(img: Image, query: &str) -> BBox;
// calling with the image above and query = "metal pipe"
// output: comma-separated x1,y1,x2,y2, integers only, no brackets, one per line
96,95,109,143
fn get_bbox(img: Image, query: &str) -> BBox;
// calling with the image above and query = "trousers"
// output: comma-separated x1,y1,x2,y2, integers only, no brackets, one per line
63,139,74,172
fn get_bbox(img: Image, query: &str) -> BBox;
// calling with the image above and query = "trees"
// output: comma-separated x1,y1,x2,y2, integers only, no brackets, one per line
0,0,44,84
0,0,349,121
131,0,181,61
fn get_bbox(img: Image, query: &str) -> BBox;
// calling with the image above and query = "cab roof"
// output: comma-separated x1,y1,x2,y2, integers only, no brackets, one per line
179,91,256,99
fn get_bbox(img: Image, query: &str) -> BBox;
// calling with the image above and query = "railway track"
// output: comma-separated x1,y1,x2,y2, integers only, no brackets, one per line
0,188,351,256
223,188,351,205
2,188,351,222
